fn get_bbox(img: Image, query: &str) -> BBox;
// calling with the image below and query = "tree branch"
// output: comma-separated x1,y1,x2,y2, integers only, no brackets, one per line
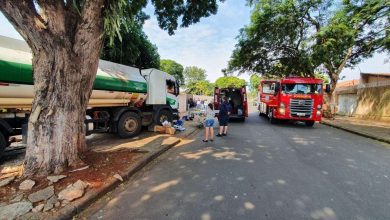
73,0,105,56
305,12,320,32
0,0,50,51
36,0,67,37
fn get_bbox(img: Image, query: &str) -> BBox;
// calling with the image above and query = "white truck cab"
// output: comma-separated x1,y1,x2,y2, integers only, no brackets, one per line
142,68,179,110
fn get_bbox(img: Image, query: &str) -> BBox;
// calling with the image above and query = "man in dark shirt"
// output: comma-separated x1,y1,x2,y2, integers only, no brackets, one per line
217,96,231,137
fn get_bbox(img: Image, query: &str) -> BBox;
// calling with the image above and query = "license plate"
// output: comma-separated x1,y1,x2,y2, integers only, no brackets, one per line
297,113,306,116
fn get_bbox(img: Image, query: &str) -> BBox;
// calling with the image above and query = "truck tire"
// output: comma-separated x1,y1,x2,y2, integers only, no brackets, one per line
0,132,6,158
117,112,142,138
156,109,173,125
268,108,278,124
305,121,315,127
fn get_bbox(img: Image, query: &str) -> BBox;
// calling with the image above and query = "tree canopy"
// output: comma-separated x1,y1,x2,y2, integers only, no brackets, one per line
101,21,160,69
215,76,246,89
186,80,214,96
160,59,185,84
183,66,207,85
228,0,389,99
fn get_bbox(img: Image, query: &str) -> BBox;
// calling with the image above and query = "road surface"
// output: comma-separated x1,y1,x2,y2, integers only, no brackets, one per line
80,111,390,220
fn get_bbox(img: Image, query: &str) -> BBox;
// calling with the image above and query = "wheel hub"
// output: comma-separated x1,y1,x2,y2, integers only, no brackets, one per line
124,118,137,132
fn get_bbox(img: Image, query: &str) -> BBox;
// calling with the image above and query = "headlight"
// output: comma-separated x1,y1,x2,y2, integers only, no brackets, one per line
279,103,286,114
316,110,321,116
317,104,322,110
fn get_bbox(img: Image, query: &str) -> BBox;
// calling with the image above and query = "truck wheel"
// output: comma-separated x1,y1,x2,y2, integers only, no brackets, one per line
268,108,278,124
157,109,173,125
0,132,6,158
305,121,315,127
117,112,142,138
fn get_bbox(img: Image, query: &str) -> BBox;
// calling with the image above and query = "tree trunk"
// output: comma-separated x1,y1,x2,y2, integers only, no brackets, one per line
0,0,106,176
24,45,99,175
327,77,337,105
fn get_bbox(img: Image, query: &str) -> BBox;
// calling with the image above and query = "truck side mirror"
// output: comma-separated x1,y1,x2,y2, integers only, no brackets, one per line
325,84,331,93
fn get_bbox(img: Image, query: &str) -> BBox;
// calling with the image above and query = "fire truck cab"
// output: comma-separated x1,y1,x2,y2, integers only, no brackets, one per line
258,77,329,126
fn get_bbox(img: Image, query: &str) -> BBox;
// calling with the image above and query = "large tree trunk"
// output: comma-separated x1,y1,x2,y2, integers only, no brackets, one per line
1,0,104,176
24,46,100,175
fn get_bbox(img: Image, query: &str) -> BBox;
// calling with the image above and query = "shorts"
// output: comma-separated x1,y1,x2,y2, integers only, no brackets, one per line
204,119,215,127
219,117,229,126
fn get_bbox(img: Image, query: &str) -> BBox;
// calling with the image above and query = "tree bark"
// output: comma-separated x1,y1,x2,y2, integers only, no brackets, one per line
1,0,104,176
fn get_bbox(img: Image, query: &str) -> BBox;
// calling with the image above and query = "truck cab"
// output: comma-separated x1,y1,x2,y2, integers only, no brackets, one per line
259,77,326,126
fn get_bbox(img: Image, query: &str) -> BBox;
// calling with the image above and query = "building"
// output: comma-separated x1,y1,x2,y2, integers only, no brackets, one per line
334,73,390,121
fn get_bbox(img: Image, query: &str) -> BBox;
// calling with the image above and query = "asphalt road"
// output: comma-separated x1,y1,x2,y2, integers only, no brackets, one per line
80,111,390,220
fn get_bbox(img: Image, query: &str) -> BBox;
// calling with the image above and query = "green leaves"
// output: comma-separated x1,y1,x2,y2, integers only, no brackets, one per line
101,21,160,69
228,0,325,77
103,0,148,46
215,76,246,89
183,66,207,85
160,60,184,85
152,0,222,35
229,0,389,85
186,80,214,96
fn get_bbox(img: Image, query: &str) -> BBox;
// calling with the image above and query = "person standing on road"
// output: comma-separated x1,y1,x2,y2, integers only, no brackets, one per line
217,96,231,137
203,103,216,142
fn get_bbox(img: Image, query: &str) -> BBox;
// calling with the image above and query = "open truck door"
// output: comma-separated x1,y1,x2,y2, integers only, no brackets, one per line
241,86,248,117
259,80,279,115
214,87,220,112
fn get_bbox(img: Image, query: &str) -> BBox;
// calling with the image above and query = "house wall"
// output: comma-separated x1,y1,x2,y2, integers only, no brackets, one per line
361,75,390,84
355,86,390,121
337,94,358,116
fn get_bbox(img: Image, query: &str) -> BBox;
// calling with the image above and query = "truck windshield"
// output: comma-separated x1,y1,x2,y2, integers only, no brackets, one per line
282,84,322,94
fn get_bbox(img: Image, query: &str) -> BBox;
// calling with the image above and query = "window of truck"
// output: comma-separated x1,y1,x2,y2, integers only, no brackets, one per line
262,83,273,94
282,84,322,94
166,80,178,95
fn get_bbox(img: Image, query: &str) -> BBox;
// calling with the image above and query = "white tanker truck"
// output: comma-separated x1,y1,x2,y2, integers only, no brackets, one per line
0,36,180,157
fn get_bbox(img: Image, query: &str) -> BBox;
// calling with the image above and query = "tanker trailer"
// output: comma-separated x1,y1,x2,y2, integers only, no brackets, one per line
0,36,179,156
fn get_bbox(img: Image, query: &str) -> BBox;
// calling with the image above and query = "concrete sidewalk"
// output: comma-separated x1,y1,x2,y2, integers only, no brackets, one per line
321,116,390,144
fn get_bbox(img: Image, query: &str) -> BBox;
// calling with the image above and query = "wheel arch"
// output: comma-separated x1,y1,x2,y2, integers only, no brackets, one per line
110,107,142,133
153,105,174,123
112,107,142,122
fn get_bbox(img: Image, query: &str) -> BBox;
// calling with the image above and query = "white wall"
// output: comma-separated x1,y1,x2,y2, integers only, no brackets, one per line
337,94,357,116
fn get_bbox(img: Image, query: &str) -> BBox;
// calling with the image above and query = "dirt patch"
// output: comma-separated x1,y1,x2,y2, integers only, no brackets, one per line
0,149,145,205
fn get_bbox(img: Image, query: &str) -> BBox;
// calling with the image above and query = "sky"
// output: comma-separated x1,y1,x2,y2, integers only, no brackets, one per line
0,1,389,83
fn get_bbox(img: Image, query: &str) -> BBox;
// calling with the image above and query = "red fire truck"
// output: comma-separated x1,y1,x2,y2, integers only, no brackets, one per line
214,86,248,121
258,77,330,126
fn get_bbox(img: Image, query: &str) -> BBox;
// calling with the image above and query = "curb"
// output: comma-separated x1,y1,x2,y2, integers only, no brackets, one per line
48,127,200,220
320,121,390,144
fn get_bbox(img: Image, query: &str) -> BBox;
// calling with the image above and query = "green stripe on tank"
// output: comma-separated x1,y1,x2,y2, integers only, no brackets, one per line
0,60,33,84
0,60,147,93
94,75,147,93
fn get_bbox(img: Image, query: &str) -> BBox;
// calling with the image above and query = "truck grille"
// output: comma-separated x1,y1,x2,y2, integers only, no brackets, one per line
290,99,313,118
